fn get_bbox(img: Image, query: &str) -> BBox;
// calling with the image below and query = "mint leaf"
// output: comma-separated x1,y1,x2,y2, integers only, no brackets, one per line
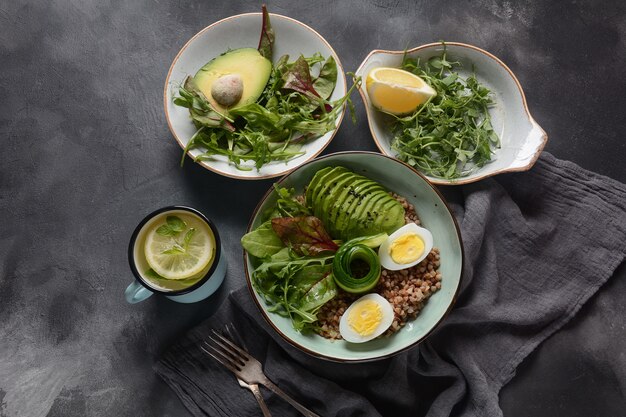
166,216,186,233
156,225,176,236
144,268,165,279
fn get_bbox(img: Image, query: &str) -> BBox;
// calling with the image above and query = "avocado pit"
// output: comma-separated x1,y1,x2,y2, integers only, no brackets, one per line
211,74,243,107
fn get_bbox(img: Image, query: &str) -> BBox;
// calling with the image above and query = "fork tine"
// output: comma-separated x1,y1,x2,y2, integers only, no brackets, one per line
204,339,246,367
203,341,246,372
211,330,252,360
209,333,250,361
224,323,248,351
209,336,248,365
202,343,239,368
199,345,240,375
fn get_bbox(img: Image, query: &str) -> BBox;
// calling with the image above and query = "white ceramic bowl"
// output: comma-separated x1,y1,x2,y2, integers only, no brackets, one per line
244,152,464,362
164,13,347,180
355,42,548,185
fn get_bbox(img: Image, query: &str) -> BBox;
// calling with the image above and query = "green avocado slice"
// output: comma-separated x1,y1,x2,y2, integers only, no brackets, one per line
327,178,369,237
380,202,406,234
309,166,348,211
334,182,385,240
319,173,355,229
373,197,406,234
346,190,390,240
305,166,333,207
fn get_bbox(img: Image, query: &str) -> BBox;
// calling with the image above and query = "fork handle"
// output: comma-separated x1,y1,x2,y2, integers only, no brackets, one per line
249,384,272,417
261,379,320,417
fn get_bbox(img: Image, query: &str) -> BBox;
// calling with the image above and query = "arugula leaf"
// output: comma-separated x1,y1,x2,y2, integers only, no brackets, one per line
313,56,337,100
229,103,280,131
271,216,338,256
241,220,285,259
391,43,500,180
272,185,311,218
257,4,274,60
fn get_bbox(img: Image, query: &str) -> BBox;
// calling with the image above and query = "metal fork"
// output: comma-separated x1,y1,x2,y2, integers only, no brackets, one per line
223,324,271,417
201,329,321,417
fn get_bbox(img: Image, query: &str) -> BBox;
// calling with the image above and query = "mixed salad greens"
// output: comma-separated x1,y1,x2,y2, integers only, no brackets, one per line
242,167,406,332
391,44,501,179
174,6,358,171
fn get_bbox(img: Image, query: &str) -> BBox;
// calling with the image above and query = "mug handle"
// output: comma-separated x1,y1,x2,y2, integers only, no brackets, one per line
125,281,153,304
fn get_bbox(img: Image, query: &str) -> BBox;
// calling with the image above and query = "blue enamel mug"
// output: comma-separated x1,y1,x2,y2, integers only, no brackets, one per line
125,206,227,304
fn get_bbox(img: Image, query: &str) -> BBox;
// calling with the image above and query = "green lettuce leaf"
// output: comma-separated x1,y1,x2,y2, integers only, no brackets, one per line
241,220,284,259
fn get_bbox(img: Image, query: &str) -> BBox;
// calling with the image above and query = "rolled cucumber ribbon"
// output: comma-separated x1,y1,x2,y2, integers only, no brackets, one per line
332,234,386,294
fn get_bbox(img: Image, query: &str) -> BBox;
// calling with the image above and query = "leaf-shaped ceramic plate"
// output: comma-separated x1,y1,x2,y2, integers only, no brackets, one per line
355,42,547,185
164,13,347,180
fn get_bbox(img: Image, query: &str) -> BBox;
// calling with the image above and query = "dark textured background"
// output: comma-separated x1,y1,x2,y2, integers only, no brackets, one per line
1,0,625,416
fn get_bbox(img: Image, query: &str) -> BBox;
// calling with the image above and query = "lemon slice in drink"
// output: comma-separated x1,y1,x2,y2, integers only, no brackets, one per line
366,67,437,115
144,215,214,280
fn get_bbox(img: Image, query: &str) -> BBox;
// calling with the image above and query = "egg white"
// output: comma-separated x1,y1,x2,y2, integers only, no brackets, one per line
378,223,434,271
339,293,395,343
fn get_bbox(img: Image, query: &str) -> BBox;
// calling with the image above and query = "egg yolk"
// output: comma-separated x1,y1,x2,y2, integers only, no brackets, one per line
389,233,424,264
347,300,382,336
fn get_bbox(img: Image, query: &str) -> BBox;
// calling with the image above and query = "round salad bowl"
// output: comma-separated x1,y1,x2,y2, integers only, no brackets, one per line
164,12,347,180
355,42,548,185
243,151,464,362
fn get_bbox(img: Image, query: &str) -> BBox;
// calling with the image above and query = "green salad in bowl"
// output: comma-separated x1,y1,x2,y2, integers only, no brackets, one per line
165,6,356,179
242,152,463,362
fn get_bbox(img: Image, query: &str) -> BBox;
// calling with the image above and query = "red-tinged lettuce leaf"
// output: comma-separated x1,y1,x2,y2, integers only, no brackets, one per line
282,56,322,100
258,5,274,60
271,216,338,256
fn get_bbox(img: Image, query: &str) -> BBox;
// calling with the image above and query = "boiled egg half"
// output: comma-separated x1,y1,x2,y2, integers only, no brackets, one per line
339,293,394,343
378,223,433,271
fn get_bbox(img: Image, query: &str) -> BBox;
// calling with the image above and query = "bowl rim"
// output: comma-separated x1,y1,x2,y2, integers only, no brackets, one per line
355,41,548,186
242,150,465,363
163,12,348,180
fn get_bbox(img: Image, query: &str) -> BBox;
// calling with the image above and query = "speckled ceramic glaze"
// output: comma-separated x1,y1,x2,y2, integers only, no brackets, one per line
244,152,464,362
164,13,347,180
355,42,548,185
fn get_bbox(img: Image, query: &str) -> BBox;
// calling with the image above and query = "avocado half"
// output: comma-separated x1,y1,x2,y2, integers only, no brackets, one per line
193,47,272,115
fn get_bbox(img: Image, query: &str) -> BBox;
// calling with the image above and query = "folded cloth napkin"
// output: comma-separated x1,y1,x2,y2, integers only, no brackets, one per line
155,153,626,417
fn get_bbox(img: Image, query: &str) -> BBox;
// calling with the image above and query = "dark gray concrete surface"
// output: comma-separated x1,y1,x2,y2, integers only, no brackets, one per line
1,0,624,416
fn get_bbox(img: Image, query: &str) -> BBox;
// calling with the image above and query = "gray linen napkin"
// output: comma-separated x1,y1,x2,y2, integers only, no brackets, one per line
155,153,626,417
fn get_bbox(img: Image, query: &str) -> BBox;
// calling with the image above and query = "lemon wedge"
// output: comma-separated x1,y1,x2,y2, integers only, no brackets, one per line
144,215,214,280
366,67,437,115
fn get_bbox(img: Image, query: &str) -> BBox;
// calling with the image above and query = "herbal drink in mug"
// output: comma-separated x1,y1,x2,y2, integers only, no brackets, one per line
126,206,226,303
